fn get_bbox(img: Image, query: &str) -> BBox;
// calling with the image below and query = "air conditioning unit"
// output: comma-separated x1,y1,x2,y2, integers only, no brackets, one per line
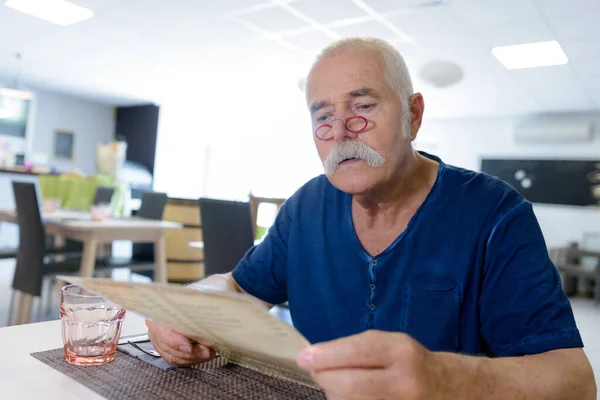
513,120,594,143
514,119,594,143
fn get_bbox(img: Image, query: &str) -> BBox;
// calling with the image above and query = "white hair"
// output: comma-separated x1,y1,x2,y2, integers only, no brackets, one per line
307,37,414,139
324,140,385,176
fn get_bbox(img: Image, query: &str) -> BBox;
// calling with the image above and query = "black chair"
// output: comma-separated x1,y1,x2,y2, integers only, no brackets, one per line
92,186,115,205
594,266,600,305
198,198,255,276
9,182,82,325
131,191,168,262
137,191,168,219
552,245,600,303
8,182,138,324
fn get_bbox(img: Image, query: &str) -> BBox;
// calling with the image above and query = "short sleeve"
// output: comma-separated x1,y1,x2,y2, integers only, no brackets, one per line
231,197,294,305
480,202,583,357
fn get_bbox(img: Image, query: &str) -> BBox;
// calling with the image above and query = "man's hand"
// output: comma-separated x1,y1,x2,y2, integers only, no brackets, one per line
297,330,596,400
146,320,217,367
144,272,270,367
296,330,451,400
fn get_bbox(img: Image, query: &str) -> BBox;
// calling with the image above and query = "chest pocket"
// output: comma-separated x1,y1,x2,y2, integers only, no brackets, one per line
402,283,462,352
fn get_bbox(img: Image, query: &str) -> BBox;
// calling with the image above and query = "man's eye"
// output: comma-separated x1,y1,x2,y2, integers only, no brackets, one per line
357,104,374,111
317,115,330,123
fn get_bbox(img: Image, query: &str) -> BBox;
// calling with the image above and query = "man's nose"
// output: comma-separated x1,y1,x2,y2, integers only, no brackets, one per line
330,117,359,142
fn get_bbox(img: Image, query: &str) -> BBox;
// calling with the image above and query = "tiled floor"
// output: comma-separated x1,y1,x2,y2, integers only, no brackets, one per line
0,259,598,396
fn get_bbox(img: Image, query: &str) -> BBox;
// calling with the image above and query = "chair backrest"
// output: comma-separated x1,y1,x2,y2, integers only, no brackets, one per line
131,191,168,260
11,182,46,296
597,264,600,303
137,191,168,220
248,194,286,239
199,198,254,276
550,243,600,302
92,186,115,205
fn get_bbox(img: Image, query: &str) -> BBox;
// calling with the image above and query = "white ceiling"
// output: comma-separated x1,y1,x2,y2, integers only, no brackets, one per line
0,0,599,117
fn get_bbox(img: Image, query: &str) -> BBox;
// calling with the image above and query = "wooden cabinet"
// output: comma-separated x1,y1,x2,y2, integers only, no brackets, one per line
163,198,204,282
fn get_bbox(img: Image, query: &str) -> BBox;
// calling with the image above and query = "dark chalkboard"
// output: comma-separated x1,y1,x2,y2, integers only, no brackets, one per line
480,158,599,207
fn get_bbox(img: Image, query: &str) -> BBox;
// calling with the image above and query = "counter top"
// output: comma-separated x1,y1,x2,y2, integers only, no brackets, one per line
0,166,51,176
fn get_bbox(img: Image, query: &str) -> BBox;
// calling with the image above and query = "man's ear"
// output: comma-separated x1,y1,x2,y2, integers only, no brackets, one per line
409,93,425,141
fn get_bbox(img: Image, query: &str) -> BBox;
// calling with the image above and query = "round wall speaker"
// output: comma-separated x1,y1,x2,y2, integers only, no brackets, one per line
419,60,464,88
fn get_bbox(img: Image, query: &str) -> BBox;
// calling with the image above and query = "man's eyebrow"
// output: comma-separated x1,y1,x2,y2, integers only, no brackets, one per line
348,87,380,98
310,101,330,115
310,88,380,115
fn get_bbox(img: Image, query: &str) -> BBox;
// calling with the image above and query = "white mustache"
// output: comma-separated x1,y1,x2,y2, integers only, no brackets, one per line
324,140,385,176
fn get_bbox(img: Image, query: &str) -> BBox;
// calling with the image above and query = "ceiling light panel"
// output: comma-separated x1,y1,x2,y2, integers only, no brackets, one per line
492,40,569,69
5,0,94,26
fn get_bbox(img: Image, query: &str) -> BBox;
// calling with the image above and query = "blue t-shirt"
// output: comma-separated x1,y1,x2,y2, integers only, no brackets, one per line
232,153,583,357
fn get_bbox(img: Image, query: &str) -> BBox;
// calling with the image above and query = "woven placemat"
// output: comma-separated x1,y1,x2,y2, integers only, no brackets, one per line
31,348,325,400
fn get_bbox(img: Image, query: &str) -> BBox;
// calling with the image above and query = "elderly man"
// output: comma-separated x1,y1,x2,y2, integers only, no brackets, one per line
148,37,596,399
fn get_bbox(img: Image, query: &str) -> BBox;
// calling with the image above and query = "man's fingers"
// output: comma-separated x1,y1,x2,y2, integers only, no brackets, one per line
298,330,402,371
312,368,390,400
146,320,216,365
160,328,195,353
147,321,190,357
147,320,196,353
153,336,213,361
159,352,197,367
152,339,211,366
192,343,217,361
325,394,352,400
152,340,196,366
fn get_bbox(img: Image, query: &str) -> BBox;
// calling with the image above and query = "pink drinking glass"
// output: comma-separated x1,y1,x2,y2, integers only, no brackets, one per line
60,285,126,366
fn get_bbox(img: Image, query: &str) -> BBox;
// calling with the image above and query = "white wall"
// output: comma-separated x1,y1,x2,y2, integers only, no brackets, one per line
153,70,323,201
416,113,600,247
27,89,115,175
151,58,600,249
0,89,115,248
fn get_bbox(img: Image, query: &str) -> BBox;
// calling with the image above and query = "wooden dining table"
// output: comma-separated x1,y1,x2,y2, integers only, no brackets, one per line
0,208,182,324
188,239,262,250
0,208,182,282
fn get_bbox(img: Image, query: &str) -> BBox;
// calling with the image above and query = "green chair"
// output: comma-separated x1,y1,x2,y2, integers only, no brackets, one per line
61,179,90,210
38,174,115,211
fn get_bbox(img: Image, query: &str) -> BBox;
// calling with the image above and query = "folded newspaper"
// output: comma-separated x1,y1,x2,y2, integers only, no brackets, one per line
58,276,315,387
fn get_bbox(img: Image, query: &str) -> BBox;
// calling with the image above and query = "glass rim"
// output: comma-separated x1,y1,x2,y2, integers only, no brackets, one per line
61,284,103,299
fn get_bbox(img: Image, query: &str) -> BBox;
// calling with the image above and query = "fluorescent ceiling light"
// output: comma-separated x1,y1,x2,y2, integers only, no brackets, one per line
492,40,569,70
0,88,34,100
5,0,94,26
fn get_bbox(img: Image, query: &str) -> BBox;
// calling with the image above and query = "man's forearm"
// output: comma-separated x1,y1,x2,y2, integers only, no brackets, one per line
440,348,596,400
187,273,241,292
187,273,273,309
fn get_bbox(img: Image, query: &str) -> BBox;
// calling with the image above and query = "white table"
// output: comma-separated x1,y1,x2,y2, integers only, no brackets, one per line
0,208,181,283
0,208,182,324
0,312,148,399
0,208,91,224
188,239,262,250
